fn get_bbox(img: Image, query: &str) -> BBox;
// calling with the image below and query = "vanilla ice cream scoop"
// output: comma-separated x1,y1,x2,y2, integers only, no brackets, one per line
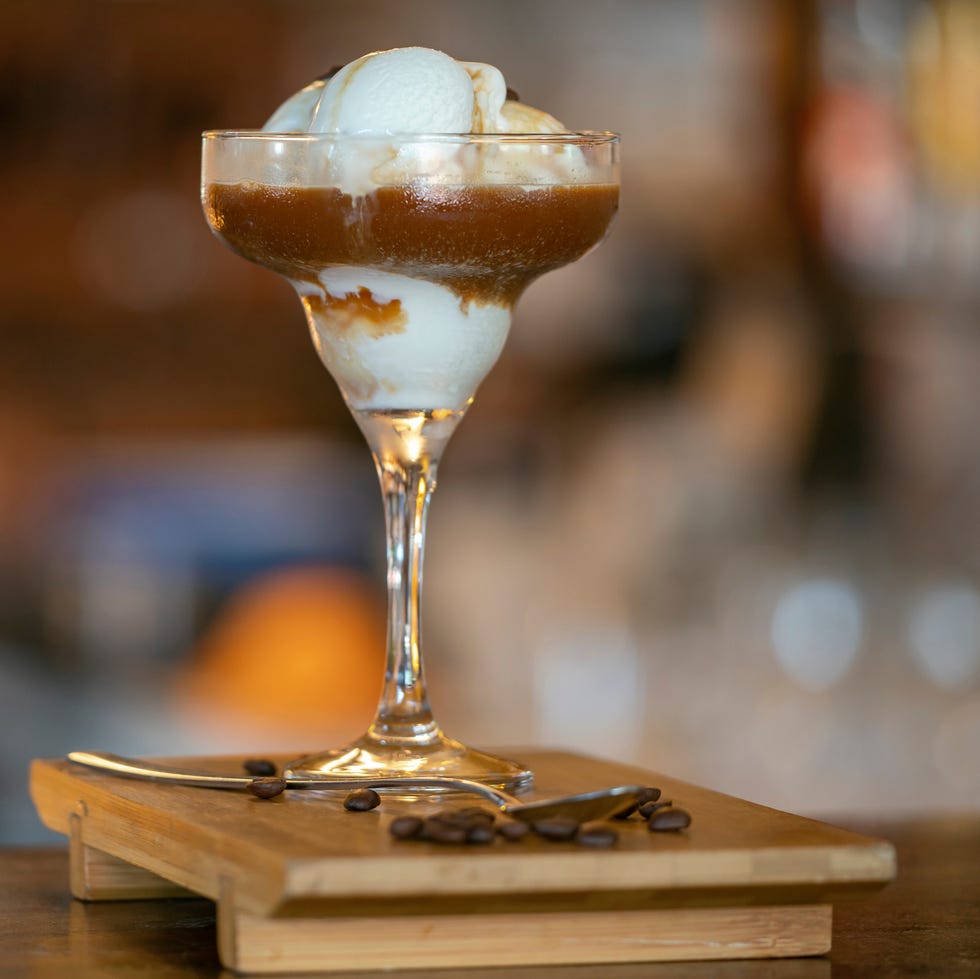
263,46,567,136
312,47,477,134
247,47,594,413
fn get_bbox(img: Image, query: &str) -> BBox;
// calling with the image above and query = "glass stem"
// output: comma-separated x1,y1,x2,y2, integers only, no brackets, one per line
286,406,533,788
366,435,444,746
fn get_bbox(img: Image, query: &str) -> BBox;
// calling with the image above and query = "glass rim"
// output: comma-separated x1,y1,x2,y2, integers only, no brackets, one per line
202,129,619,146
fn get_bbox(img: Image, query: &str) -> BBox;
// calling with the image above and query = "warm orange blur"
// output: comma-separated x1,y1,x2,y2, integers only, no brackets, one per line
176,567,385,744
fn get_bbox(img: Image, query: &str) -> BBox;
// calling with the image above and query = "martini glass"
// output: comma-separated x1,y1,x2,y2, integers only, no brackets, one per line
202,131,619,789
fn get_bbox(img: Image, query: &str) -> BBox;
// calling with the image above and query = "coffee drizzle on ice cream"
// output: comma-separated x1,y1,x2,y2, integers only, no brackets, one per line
304,287,407,338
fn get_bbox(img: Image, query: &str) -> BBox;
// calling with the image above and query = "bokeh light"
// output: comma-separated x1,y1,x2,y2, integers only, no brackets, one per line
908,583,980,690
771,579,863,692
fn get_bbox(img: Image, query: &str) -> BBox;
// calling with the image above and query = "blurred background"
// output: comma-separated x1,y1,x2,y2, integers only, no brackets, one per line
2,0,978,842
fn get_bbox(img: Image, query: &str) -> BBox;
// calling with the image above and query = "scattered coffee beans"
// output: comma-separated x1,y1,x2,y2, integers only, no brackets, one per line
389,815,425,840
577,822,619,848
247,777,287,799
648,807,691,832
243,758,278,777
344,788,382,812
379,791,691,847
531,817,580,841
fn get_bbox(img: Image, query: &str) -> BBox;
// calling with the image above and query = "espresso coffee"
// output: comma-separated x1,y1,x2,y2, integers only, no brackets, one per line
205,182,619,306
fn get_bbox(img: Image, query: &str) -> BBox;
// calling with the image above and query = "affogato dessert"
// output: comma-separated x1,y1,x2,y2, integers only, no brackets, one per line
202,47,619,787
204,47,618,413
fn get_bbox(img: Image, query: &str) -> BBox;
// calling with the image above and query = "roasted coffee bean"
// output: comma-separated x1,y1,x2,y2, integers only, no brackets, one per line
577,822,619,848
243,758,278,777
427,810,477,829
427,807,493,828
422,817,468,844
639,799,672,819
648,807,692,832
435,808,468,820
389,815,425,840
466,822,496,845
497,820,530,841
455,806,496,825
247,777,287,799
344,788,382,812
614,786,661,819
532,817,580,841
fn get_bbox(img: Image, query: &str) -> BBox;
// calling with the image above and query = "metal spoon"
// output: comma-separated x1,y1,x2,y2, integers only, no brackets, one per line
67,750,647,824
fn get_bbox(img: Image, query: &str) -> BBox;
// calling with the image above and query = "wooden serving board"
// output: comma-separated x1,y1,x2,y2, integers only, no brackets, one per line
30,750,895,974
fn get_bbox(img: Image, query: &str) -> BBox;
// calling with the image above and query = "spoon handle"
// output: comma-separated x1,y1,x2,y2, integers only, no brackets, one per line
69,751,258,788
66,751,517,807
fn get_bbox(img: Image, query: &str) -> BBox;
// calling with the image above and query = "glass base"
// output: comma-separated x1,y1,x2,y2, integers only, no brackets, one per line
284,733,534,792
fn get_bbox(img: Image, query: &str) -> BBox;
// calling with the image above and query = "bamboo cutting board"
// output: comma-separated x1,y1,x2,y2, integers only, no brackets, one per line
30,750,895,974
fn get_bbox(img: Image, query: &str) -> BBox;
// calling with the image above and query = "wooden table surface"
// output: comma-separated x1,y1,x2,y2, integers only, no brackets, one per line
2,816,977,978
